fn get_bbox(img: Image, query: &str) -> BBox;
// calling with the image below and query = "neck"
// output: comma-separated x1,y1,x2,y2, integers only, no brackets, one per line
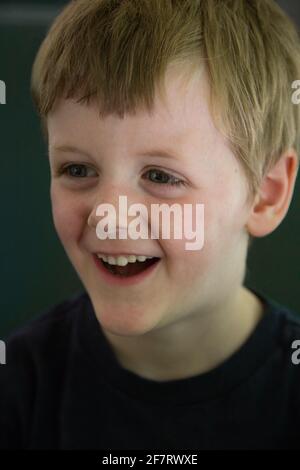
101,286,265,382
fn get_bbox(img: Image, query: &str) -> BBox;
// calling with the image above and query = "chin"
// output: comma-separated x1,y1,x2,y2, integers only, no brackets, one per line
94,303,160,337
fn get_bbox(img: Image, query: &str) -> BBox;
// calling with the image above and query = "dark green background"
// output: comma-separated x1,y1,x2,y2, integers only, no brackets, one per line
0,1,299,339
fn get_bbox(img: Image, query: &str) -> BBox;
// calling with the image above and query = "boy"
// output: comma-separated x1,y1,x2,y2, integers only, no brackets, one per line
1,0,300,449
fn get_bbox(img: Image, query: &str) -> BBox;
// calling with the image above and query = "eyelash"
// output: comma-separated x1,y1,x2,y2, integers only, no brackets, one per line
59,164,187,188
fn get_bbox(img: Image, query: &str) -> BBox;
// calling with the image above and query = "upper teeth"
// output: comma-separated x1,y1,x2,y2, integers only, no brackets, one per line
96,254,155,266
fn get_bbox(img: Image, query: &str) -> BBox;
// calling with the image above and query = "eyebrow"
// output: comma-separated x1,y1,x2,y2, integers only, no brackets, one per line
49,145,180,160
138,149,180,160
49,145,91,157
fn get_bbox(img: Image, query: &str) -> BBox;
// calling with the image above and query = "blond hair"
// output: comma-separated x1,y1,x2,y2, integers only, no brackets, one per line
31,0,300,201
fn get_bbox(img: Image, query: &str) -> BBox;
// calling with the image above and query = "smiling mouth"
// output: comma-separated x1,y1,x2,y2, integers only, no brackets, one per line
101,257,160,277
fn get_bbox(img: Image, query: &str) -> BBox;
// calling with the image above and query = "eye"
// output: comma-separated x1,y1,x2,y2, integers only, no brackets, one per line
60,163,97,178
143,169,187,187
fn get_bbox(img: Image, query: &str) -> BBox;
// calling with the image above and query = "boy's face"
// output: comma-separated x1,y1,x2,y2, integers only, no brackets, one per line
48,65,253,336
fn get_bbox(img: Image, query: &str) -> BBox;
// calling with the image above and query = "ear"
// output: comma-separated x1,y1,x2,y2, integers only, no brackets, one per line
246,149,299,237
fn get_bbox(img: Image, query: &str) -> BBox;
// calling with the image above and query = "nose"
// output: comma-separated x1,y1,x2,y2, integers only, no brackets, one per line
87,180,125,229
87,184,147,233
87,208,98,229
87,197,124,230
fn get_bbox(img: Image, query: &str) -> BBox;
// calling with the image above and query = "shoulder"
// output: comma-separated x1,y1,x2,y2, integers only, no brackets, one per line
279,305,300,369
260,294,300,397
0,290,90,449
273,302,300,425
247,289,300,388
262,293,300,362
3,290,90,366
253,288,300,346
271,299,300,349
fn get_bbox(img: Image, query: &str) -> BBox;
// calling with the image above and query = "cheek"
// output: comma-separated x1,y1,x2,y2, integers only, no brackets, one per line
50,185,87,247
205,164,250,242
161,182,248,281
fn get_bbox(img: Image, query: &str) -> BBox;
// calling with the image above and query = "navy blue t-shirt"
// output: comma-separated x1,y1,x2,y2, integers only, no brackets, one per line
0,288,300,450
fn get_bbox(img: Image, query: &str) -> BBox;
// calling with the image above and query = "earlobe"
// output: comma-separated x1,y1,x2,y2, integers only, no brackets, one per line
246,150,298,238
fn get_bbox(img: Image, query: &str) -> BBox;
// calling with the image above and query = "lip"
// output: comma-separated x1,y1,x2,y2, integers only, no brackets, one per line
95,252,157,258
93,254,161,286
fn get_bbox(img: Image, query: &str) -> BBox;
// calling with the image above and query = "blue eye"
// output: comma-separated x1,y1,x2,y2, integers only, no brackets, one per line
144,169,186,187
59,164,186,188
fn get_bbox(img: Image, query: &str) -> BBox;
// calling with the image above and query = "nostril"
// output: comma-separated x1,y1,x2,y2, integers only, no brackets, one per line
87,212,97,228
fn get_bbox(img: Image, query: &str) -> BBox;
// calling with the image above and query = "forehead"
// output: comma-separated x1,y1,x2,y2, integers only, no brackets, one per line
47,64,219,152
